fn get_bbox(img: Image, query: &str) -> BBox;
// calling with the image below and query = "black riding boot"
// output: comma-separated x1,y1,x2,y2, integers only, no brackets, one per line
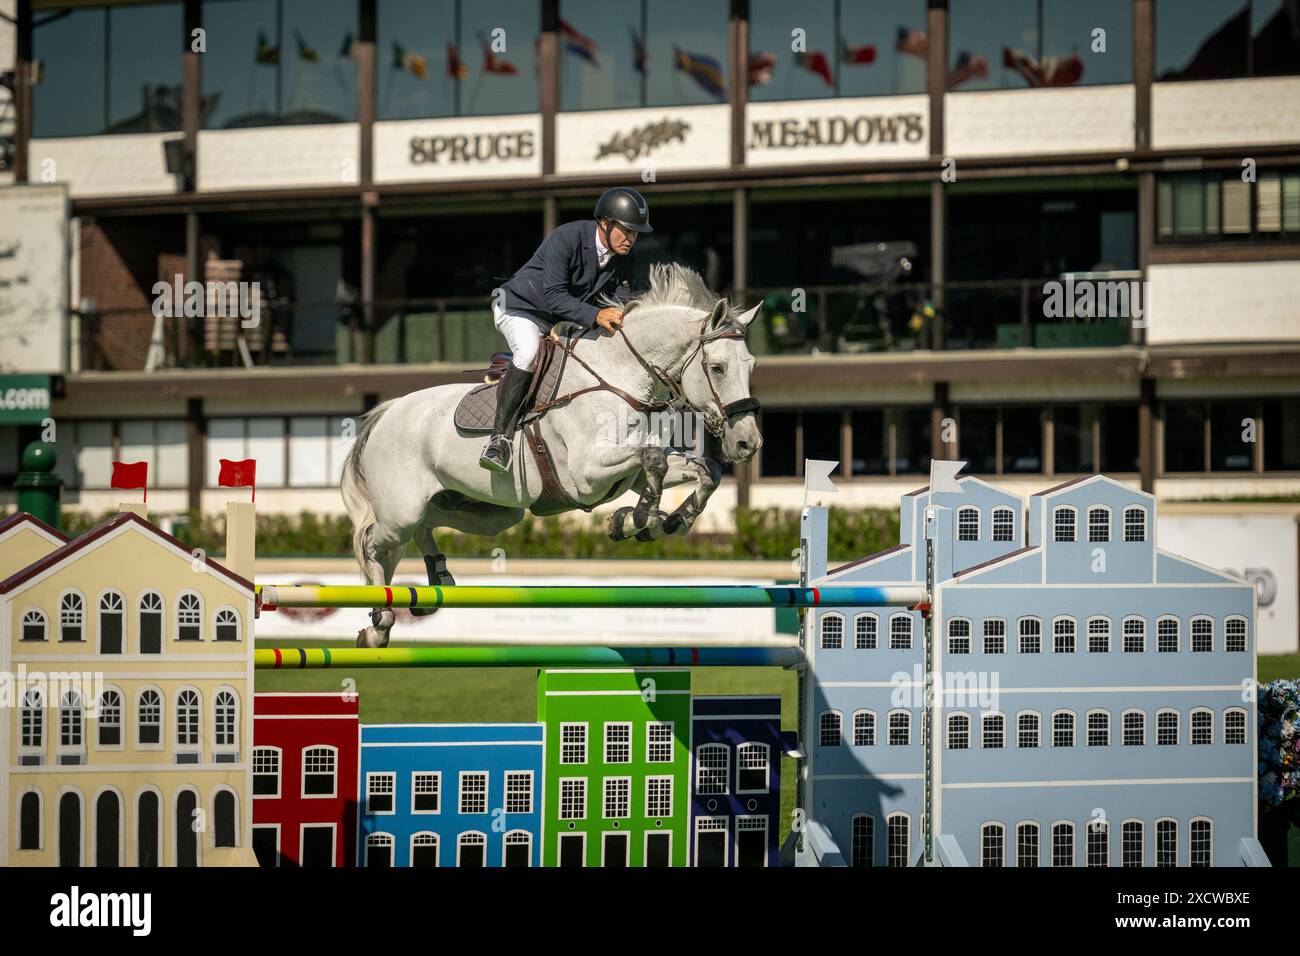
480,363,533,474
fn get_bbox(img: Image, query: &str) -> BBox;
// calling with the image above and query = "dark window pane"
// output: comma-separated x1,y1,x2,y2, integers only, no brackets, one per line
759,410,796,477
1210,402,1256,471
1164,403,1206,472
108,3,184,134
1099,405,1140,472
1264,399,1300,470
894,408,931,474
33,8,108,137
1001,407,1042,474
851,410,888,476
802,411,842,467
1157,0,1250,80
1054,405,1095,473
959,407,997,474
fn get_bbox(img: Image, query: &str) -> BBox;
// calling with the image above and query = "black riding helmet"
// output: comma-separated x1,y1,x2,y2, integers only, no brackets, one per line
594,187,653,235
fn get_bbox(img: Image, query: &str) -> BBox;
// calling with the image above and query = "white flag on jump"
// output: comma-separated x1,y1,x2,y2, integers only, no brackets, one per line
804,459,840,495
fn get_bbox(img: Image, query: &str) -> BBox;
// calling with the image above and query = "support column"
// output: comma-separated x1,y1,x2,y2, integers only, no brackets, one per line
13,0,32,182
729,0,749,167
1133,0,1153,153
931,382,952,462
927,1,947,352
543,196,558,235
1139,377,1156,493
186,397,205,514
539,0,559,176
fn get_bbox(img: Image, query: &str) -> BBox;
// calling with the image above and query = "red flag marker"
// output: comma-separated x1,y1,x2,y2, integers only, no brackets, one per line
218,458,257,502
111,461,149,503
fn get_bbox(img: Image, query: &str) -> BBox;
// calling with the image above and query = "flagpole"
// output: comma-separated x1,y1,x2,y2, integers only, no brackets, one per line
833,0,841,95
454,0,462,116
640,3,648,107
276,0,284,117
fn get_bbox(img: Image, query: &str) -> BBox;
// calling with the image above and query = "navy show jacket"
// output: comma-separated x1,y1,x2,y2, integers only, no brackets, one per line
499,219,636,330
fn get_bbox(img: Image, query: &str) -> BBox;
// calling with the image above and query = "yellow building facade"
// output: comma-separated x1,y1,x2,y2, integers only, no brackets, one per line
1,509,256,866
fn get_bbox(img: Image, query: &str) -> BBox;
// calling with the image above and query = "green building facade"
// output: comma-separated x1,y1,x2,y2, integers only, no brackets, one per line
537,668,692,867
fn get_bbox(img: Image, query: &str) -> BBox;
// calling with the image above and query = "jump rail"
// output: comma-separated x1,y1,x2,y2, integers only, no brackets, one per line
256,645,806,669
256,584,928,612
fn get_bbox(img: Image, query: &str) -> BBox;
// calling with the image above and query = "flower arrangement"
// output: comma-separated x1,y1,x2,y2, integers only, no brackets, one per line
1258,679,1299,808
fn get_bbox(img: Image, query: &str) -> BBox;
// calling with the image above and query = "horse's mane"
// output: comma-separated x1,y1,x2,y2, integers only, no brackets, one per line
621,263,719,316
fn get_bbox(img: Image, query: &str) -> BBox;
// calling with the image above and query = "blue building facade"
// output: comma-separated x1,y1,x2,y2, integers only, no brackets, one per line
689,695,788,867
799,473,1260,867
357,723,544,867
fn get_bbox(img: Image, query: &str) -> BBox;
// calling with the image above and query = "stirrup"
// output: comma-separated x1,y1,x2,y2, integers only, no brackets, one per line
480,434,512,473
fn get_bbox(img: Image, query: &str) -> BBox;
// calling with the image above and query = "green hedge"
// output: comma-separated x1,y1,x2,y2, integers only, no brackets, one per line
61,505,900,564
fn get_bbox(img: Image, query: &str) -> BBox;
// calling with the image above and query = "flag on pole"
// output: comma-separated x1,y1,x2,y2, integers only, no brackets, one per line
804,460,840,496
748,50,777,86
559,19,599,65
111,461,149,503
1002,47,1083,87
895,25,928,59
631,29,648,74
447,43,469,80
295,30,320,62
794,50,834,86
947,50,990,89
841,39,877,65
218,458,258,502
479,32,518,75
674,48,725,100
339,31,355,59
255,31,280,65
393,42,428,78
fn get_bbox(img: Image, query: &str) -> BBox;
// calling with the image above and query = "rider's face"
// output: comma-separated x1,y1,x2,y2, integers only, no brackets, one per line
606,221,638,256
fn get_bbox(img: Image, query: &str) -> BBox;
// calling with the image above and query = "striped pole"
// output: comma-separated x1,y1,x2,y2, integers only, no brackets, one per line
257,584,927,612
256,645,805,669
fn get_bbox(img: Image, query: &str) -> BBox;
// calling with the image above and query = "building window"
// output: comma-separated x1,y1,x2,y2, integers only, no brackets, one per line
1017,712,1040,749
1053,618,1076,654
1086,711,1110,747
1157,616,1180,653
1053,507,1076,542
1123,506,1146,542
819,711,842,747
852,711,876,747
737,743,769,792
646,722,674,762
886,815,909,867
21,609,47,642
214,691,238,750
138,690,162,746
602,778,631,819
253,748,280,797
948,619,971,654
696,744,729,794
1225,709,1248,745
1086,821,1109,867
1191,709,1214,745
982,714,1005,749
459,772,488,815
176,690,200,749
947,713,970,750
1017,823,1039,868
1191,617,1213,652
60,690,84,755
1087,617,1111,653
957,507,980,541
604,722,631,764
1052,712,1075,748
413,772,440,812
1190,819,1213,867
21,688,44,750
98,591,125,653
820,614,844,649
1051,823,1075,867
888,711,910,746
412,832,439,868
365,833,394,867
889,614,913,649
854,614,878,649
215,609,240,642
177,592,202,641
139,592,164,653
1018,618,1041,654
559,779,586,820
1155,819,1178,867
851,814,875,868
992,507,1014,542
1087,507,1110,542
983,618,1006,654
303,747,337,797
1156,709,1179,746
560,723,588,764
97,690,122,747
1122,820,1143,867
1122,711,1145,747
60,592,85,642
981,824,1004,867
1157,170,1300,241
1122,617,1146,653
645,777,672,818
1225,617,1248,652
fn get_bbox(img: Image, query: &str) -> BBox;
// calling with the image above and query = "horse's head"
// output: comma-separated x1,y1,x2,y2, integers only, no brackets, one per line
679,297,763,463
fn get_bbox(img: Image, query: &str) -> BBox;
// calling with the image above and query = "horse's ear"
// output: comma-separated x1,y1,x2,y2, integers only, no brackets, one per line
734,302,761,329
706,298,728,331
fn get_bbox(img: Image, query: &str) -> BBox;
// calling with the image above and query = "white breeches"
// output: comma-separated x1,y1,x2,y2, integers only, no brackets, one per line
492,302,544,371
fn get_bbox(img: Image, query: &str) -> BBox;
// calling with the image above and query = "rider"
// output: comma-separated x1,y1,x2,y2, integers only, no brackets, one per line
480,186,652,473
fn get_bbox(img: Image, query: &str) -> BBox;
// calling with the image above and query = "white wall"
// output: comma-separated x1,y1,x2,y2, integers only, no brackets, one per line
197,124,360,191
946,85,1134,158
1153,76,1300,150
1146,261,1300,345
28,133,178,198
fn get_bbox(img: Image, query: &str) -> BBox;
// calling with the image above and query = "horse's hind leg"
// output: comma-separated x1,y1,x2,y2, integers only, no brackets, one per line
410,518,455,618
356,526,403,648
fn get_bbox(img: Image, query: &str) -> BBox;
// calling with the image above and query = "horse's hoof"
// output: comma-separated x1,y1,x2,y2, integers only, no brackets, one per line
356,627,389,648
607,506,635,541
634,510,671,542
409,606,439,618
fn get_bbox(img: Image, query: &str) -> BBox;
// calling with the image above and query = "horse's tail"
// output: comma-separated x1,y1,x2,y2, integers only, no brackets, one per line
341,399,398,572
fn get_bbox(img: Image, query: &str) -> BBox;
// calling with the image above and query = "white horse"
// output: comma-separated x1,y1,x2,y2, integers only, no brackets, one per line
340,264,763,647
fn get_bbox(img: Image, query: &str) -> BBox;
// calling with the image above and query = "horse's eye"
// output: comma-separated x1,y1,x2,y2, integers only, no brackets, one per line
709,364,724,375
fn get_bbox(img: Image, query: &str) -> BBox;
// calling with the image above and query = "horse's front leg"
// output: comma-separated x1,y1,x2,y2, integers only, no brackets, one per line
606,445,671,541
657,451,722,537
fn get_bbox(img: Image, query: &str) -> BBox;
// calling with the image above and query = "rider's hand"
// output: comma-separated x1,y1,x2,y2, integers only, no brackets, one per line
595,308,624,333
